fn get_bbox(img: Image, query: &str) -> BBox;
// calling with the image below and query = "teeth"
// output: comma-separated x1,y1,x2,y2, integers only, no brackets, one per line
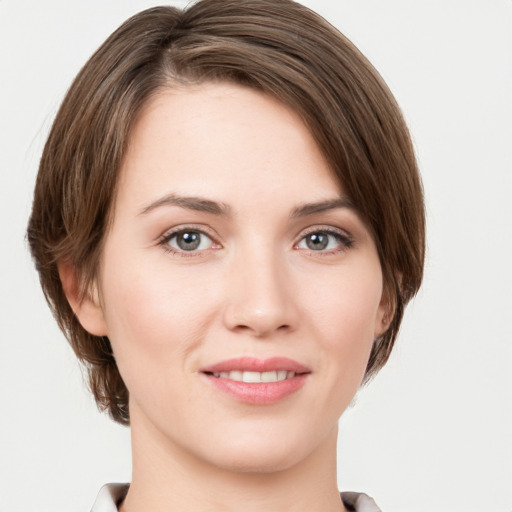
211,370,296,382
261,371,277,382
229,370,243,381
243,371,261,383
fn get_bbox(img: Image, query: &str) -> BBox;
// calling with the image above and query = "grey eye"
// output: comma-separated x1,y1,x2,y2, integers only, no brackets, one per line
298,231,347,252
305,233,329,250
168,231,212,252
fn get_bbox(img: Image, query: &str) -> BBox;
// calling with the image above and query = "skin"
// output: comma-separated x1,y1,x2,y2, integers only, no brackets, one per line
62,82,389,512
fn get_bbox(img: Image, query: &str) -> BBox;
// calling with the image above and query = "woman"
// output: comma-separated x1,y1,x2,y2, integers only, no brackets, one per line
27,1,424,510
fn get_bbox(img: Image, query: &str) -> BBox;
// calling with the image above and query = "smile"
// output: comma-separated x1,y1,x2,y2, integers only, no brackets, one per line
201,357,310,405
210,370,296,382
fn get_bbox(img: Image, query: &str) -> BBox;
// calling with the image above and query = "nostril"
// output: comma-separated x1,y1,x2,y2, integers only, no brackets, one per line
222,286,299,337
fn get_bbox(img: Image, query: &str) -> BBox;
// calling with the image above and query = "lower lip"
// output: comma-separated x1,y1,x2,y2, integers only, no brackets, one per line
203,373,309,405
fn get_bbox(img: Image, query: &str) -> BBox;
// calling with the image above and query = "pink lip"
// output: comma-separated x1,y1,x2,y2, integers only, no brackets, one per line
200,357,310,405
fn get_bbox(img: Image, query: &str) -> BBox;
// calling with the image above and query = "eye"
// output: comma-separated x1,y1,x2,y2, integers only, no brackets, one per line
296,229,353,252
162,229,215,253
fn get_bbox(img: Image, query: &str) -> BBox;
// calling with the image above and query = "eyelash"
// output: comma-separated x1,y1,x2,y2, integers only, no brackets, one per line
158,225,354,257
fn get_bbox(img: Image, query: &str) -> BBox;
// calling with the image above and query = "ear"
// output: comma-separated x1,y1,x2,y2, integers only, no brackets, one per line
58,260,108,336
374,289,394,339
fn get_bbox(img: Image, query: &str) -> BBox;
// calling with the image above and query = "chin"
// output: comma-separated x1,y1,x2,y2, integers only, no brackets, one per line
211,449,302,474
197,425,331,475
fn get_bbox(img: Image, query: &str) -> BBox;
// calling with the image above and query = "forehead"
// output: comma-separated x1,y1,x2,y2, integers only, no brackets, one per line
116,82,344,214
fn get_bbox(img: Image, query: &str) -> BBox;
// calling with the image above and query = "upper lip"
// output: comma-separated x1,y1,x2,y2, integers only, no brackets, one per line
200,357,310,374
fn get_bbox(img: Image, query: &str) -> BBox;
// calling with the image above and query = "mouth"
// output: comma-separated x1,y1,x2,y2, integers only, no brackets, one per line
200,357,310,405
207,370,297,383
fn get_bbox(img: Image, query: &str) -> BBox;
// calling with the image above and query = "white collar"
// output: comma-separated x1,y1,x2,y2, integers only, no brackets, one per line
90,484,128,512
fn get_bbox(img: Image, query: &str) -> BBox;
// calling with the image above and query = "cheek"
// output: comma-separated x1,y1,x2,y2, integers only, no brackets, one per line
300,262,382,377
98,261,222,423
98,248,219,383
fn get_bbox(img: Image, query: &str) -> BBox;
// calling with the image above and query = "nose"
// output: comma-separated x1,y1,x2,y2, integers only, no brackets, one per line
222,248,299,338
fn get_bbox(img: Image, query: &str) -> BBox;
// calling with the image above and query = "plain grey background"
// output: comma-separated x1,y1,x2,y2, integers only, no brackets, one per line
0,1,511,511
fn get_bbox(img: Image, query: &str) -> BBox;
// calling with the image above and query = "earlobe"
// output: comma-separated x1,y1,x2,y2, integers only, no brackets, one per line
374,293,394,339
58,260,108,336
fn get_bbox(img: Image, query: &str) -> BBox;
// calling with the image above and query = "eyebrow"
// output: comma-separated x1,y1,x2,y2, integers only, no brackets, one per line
139,193,231,216
139,194,355,218
290,198,356,218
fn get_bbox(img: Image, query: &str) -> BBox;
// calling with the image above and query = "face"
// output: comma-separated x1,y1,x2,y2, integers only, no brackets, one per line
79,82,388,473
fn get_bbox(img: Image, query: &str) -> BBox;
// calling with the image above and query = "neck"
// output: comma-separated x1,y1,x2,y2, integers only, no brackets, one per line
120,408,346,512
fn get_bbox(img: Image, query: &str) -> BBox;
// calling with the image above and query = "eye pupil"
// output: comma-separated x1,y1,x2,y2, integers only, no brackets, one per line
306,233,328,250
177,232,201,251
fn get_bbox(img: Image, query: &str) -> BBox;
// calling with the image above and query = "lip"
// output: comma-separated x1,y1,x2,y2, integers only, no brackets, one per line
200,357,310,405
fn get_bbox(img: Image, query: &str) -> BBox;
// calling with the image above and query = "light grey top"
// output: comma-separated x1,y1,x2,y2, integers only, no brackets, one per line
90,483,383,512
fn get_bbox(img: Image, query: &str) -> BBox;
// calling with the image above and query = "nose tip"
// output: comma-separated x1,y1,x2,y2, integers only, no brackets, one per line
222,256,298,338
224,304,293,338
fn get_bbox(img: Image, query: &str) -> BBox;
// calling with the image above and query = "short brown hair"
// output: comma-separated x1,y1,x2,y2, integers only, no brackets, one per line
27,0,425,425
